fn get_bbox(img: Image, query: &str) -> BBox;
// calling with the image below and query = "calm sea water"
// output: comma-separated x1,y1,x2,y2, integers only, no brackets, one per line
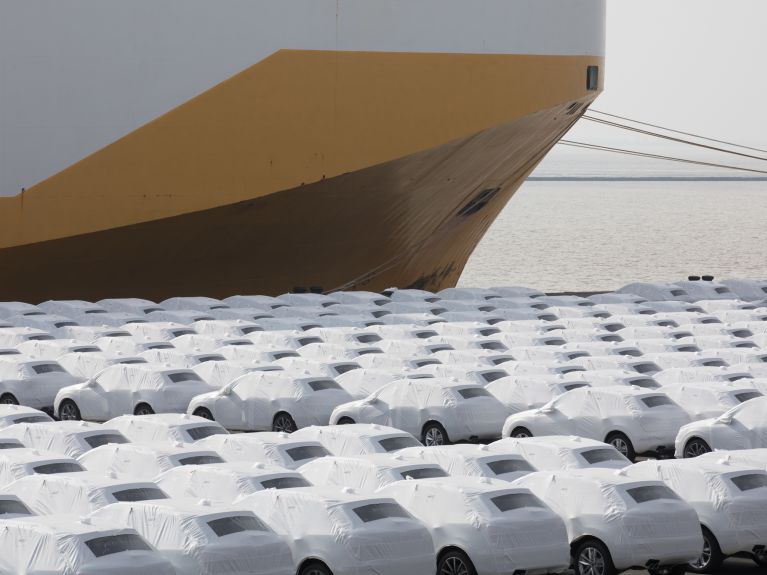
459,179,767,292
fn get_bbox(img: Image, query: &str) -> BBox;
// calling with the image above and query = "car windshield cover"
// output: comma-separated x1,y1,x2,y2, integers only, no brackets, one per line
260,476,312,489
415,359,440,367
0,499,31,516
84,433,129,448
378,436,421,452
581,448,627,465
560,367,586,374
112,487,168,502
208,515,268,537
728,374,752,382
353,502,410,522
458,387,493,399
286,445,330,461
731,473,767,492
356,334,382,344
480,371,508,383
627,485,679,503
633,363,660,374
334,363,360,375
735,391,762,403
186,426,227,441
400,467,449,480
167,372,203,383
178,455,224,465
172,330,195,337
564,383,589,392
197,355,224,363
486,459,535,475
480,341,507,351
33,462,84,474
85,534,152,557
631,379,660,389
567,352,590,360
32,363,66,374
491,492,544,512
641,396,674,408
239,326,262,335
13,415,51,424
273,352,299,360
308,380,342,392
702,360,727,367
620,349,643,357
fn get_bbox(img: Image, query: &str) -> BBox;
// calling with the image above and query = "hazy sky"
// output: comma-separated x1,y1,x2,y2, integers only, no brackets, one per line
567,0,767,147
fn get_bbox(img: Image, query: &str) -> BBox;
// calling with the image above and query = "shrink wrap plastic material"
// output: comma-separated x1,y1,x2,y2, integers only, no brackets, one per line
298,454,448,492
239,487,435,575
379,477,571,575
195,432,329,469
514,469,703,570
77,442,223,480
396,445,534,482
625,458,767,556
5,472,167,515
107,413,227,445
155,461,309,501
489,436,631,471
58,351,145,379
192,360,269,388
1,421,128,458
291,424,421,456
0,404,52,429
0,448,82,487
91,500,294,575
0,357,79,409
0,516,176,575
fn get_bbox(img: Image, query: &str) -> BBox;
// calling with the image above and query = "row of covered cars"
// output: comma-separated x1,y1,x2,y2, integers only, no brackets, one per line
0,409,766,575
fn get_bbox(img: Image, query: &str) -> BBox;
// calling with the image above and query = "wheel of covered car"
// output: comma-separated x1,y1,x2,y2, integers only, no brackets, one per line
58,399,81,421
574,539,617,575
438,549,477,575
0,394,19,405
688,526,724,573
273,412,298,433
193,407,214,421
133,403,155,416
684,438,712,459
605,432,636,462
298,561,332,575
422,422,449,446
336,417,355,425
510,426,533,439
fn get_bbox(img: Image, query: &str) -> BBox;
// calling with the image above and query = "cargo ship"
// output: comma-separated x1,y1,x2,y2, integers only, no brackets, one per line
0,0,605,301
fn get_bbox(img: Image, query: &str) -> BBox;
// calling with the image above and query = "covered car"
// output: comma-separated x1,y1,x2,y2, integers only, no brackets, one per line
673,280,738,301
330,378,509,445
6,472,169,515
1,421,129,458
94,336,175,356
78,442,224,480
720,279,767,301
105,413,228,445
486,375,590,412
490,436,632,471
97,297,164,315
502,386,690,460
156,461,311,501
298,342,384,361
300,454,448,493
122,321,197,341
617,282,694,302
193,319,264,339
58,351,147,379
7,314,79,334
55,363,217,421
662,381,763,421
0,301,45,318
581,370,661,389
223,295,285,310
415,363,511,385
291,424,421,456
0,404,54,429
239,486,434,575
172,334,255,354
188,372,352,433
138,348,225,368
396,444,535,482
380,477,570,575
160,296,230,311
39,299,107,316
0,516,175,575
0,326,54,347
91,499,294,575
625,458,767,571
16,338,101,359
192,360,278,388
0,357,81,412
0,494,34,518
195,432,330,470
0,449,84,487
515,468,703,575
335,369,432,399
675,396,767,458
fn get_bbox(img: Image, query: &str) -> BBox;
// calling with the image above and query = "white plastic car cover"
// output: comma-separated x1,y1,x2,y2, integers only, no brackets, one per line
90,499,294,575
513,468,703,570
396,444,535,482
1,421,129,458
0,448,84,487
0,494,34,518
77,442,224,480
172,333,254,353
303,327,384,347
7,314,80,334
415,363,511,385
146,310,216,324
0,516,175,575
194,432,330,470
39,300,107,316
107,414,228,445
5,472,169,515
247,330,323,349
298,342,384,361
617,282,693,301
662,382,763,420
160,296,230,312
0,301,45,318
379,476,571,575
74,311,147,328
239,486,435,575
0,404,53,429
0,326,53,347
438,287,500,301
187,372,352,431
625,457,767,556
485,375,590,412
192,360,274,388
123,321,197,341
138,348,225,368
155,461,311,501
432,349,515,367
489,436,631,471
298,454,448,493
97,297,163,314
16,339,102,359
94,336,175,356
0,357,81,409
330,377,510,443
387,288,440,302
335,369,431,399
223,295,283,310
580,370,660,389
291,424,422,456
58,351,147,379
701,448,767,468
193,319,264,339
216,343,298,362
